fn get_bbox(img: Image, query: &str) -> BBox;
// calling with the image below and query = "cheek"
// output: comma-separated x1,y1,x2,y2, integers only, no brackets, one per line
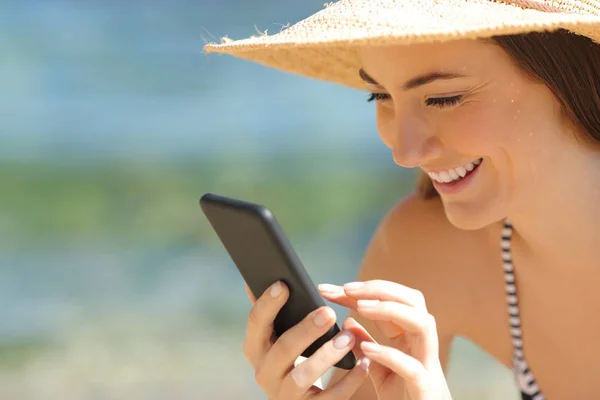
439,104,511,157
491,94,559,177
445,95,538,160
448,94,561,195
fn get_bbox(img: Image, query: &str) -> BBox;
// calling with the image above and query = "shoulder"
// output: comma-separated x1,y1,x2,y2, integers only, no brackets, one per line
356,191,501,335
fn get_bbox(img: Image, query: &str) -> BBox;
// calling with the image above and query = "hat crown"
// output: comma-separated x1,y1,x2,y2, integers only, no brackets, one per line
321,0,600,17
475,0,598,15
205,0,600,91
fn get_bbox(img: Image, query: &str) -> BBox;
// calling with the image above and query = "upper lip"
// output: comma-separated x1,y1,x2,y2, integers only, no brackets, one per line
422,158,482,174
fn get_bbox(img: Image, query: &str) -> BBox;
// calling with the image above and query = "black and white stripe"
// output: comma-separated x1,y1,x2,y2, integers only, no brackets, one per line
502,219,545,400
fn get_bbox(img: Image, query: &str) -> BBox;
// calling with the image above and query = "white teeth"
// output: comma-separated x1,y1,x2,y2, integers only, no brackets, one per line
426,158,482,184
439,171,451,183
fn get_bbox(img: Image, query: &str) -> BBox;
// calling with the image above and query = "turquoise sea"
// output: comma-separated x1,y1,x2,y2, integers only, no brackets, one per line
0,1,519,398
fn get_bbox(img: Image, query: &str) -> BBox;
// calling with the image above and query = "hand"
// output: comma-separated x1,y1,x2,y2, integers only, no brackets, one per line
319,280,452,400
242,281,371,400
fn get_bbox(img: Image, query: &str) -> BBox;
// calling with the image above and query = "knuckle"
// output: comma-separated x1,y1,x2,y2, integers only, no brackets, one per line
315,347,332,367
315,386,337,400
289,364,310,389
426,313,437,328
248,305,262,327
405,360,425,383
273,332,294,357
381,301,395,312
416,312,436,333
369,279,383,285
412,368,431,390
254,364,269,388
411,289,427,308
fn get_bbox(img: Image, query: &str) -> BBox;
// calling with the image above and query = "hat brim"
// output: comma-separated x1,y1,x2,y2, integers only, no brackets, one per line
204,0,600,90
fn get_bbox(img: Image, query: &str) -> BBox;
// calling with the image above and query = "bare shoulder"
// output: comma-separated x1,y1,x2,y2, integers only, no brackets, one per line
355,191,500,335
325,192,502,396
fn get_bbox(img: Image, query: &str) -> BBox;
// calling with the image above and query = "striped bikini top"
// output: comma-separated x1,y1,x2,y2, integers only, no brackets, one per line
501,219,545,400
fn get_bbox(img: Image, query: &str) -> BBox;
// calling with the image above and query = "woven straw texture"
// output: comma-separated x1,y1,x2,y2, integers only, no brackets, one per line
204,0,600,90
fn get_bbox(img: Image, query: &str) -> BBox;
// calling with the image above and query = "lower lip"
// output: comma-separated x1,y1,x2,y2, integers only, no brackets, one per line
431,162,482,195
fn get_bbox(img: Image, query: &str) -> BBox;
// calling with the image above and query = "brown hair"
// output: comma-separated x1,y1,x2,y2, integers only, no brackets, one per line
418,29,600,199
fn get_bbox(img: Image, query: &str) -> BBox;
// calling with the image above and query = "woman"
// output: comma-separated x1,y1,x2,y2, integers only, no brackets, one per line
205,1,600,399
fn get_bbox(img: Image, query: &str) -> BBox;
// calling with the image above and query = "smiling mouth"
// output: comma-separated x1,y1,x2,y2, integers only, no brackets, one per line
426,158,483,184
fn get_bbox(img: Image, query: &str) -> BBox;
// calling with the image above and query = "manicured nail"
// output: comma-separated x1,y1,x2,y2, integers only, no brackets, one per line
343,282,364,291
333,330,354,349
361,342,380,353
357,299,379,308
270,281,282,298
357,357,371,371
313,307,333,327
318,283,342,293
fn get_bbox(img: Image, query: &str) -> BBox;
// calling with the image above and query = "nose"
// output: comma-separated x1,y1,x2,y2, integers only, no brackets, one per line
392,135,442,168
389,112,442,169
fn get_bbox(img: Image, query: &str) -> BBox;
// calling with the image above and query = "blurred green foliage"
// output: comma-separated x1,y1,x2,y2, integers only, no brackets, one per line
0,156,414,249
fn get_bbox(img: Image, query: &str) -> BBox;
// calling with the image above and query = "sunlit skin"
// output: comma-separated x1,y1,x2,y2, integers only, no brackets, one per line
360,39,596,231
242,38,600,400
323,39,600,398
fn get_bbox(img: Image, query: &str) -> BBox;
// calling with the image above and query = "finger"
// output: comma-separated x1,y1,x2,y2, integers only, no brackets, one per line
256,306,337,390
342,316,393,355
343,280,428,311
316,356,371,400
341,318,392,390
320,287,406,340
245,283,257,304
357,301,439,364
243,281,289,368
360,342,430,399
347,315,406,343
356,301,435,335
318,284,358,309
280,329,356,396
342,317,375,347
356,300,438,359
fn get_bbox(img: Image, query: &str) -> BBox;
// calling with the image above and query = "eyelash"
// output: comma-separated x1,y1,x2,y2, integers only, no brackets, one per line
367,93,464,108
367,93,390,102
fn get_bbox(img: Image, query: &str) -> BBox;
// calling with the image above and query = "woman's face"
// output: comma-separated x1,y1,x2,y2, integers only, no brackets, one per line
359,39,579,230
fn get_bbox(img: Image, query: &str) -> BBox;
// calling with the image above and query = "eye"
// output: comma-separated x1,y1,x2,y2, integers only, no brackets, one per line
425,95,464,108
367,93,391,103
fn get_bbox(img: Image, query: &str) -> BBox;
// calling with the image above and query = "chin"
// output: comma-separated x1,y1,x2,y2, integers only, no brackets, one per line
440,199,505,231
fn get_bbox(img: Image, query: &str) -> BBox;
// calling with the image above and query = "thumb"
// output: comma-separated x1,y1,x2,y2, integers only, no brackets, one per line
244,283,257,304
342,317,392,390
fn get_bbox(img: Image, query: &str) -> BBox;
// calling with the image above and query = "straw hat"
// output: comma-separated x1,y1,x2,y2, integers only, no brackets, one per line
204,0,600,90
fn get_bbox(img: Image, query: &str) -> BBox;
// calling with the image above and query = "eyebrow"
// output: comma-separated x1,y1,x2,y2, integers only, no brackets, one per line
358,68,466,90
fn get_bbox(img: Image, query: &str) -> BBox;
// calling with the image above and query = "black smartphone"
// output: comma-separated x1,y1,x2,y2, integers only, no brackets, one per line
199,193,356,370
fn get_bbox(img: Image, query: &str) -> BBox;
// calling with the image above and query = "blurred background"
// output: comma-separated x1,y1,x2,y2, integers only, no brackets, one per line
1,1,519,399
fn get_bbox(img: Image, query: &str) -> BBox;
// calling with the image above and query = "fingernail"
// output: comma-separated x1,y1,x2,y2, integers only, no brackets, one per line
333,330,354,349
357,357,371,371
343,282,364,291
361,342,380,353
318,283,342,293
313,308,333,327
357,299,379,308
270,281,282,298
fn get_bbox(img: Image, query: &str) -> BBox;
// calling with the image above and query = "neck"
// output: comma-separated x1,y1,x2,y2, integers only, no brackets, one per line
508,151,600,270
